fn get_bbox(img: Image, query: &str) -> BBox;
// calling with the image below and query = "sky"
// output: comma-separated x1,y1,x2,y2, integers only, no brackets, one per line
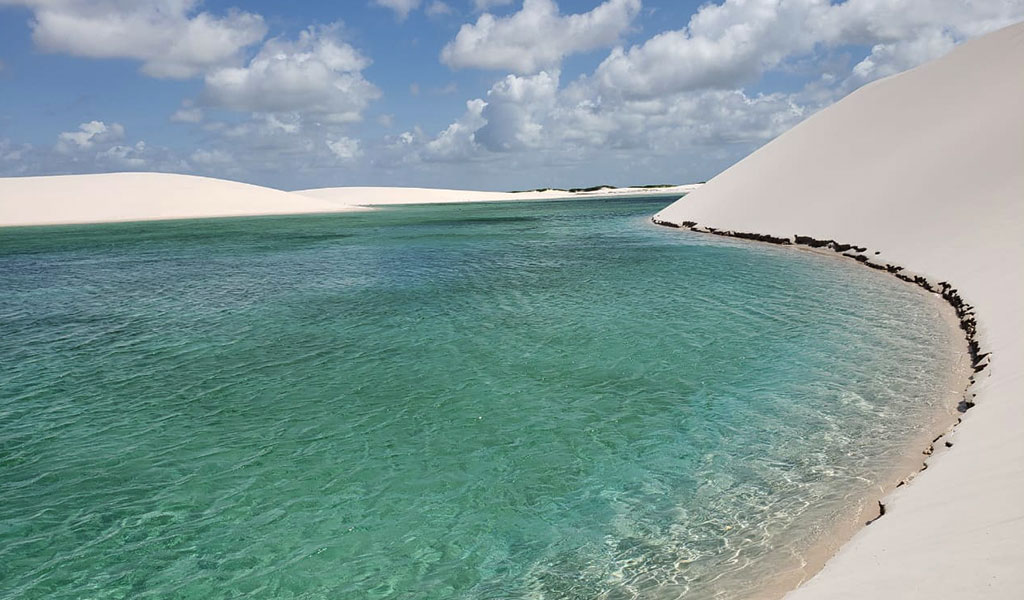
0,1,1021,191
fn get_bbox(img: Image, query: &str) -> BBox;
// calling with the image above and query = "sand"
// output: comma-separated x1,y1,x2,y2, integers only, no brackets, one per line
654,21,1024,599
294,184,701,206
0,172,365,227
0,175,700,227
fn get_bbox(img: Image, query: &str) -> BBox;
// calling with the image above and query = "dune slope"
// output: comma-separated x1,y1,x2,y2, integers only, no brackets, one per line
0,172,362,227
655,22,1024,599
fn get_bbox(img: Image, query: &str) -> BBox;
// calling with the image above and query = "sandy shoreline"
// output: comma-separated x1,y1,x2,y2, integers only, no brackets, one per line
0,175,701,228
651,226,974,600
655,21,1024,599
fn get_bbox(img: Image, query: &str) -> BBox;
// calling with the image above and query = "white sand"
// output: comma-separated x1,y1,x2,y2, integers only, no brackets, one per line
0,172,364,227
294,184,701,206
655,22,1024,599
0,174,700,227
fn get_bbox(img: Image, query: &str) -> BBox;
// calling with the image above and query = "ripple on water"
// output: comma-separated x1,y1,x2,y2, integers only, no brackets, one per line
0,197,961,599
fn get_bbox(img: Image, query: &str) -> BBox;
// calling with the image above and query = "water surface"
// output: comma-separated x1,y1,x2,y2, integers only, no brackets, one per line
0,197,959,599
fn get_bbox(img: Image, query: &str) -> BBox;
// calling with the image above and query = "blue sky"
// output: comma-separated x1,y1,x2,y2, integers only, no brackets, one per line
0,1,1021,191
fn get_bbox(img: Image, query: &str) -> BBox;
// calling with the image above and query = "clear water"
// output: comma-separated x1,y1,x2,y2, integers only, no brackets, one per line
0,197,959,599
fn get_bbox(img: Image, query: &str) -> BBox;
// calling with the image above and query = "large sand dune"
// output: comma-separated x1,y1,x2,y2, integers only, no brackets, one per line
656,22,1024,599
0,172,363,227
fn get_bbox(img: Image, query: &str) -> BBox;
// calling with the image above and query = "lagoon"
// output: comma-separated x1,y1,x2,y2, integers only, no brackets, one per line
0,197,960,599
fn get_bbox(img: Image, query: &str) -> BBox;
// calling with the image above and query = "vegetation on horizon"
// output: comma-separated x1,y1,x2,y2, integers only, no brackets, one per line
508,183,684,193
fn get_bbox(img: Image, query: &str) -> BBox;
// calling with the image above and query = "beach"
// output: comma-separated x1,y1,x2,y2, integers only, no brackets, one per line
655,21,1024,599
0,18,1020,600
0,175,701,227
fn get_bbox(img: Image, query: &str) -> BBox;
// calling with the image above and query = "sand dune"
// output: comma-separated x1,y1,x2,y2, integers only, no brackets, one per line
656,22,1024,599
0,172,366,227
0,174,700,227
295,184,701,206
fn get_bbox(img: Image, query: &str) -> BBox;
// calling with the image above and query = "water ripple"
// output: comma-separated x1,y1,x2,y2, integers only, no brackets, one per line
0,198,960,599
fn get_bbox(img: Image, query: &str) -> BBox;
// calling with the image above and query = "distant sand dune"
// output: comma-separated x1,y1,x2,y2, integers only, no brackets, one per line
0,172,363,227
0,174,700,227
295,184,701,206
656,21,1024,600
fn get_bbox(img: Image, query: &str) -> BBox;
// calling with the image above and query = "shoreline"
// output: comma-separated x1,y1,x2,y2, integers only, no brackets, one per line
0,173,701,228
650,24,1022,598
650,219,975,599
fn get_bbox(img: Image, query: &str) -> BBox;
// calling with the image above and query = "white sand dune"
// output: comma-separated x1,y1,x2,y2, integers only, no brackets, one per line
0,174,700,227
0,172,366,227
655,22,1024,599
295,184,701,206
294,186,567,206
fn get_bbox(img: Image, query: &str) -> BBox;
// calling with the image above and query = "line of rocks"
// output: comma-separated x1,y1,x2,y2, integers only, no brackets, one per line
651,217,990,381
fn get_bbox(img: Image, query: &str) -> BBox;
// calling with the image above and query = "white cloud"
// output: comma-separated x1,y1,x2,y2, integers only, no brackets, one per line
475,70,559,151
424,98,488,160
1,139,29,163
472,0,513,11
190,148,234,166
593,0,1024,99
441,0,641,73
372,0,421,20
415,0,1024,184
846,28,957,87
56,120,125,153
97,141,147,168
425,1,453,18
202,24,380,123
170,107,203,123
424,69,808,162
326,136,362,161
6,0,267,79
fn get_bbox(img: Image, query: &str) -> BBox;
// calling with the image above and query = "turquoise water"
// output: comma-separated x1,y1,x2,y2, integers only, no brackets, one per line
0,197,959,599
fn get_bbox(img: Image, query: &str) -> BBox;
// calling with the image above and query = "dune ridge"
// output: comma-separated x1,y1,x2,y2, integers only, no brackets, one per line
0,172,367,227
0,174,701,227
655,22,1024,599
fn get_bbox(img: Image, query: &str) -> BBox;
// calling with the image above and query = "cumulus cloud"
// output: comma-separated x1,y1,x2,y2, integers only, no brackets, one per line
423,99,488,160
423,70,808,162
38,121,178,172
441,0,641,73
326,136,362,161
416,0,1023,184
97,141,148,168
846,27,958,87
475,71,559,151
593,0,1024,99
202,24,380,123
5,0,267,78
56,120,125,153
372,0,421,20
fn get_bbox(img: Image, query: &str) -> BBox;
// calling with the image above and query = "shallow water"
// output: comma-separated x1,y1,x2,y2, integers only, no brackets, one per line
0,197,959,599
